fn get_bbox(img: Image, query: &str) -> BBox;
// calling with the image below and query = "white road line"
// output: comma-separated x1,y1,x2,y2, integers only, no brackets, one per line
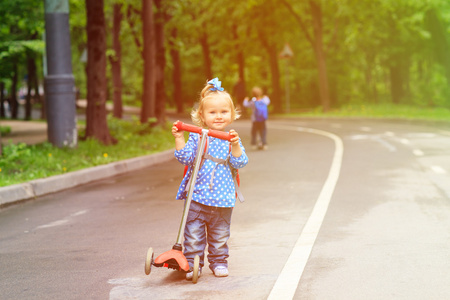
413,149,424,156
349,135,396,152
431,166,447,174
71,210,88,217
373,137,397,152
34,210,88,231
35,219,69,229
268,125,344,300
400,138,410,145
349,134,369,140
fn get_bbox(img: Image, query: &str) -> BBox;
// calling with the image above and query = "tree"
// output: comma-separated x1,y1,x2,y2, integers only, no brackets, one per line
140,0,156,124
63,0,450,115
168,27,183,113
0,0,44,120
154,0,168,124
281,0,333,112
247,0,284,113
85,0,115,145
258,31,282,113
425,8,450,83
109,2,123,119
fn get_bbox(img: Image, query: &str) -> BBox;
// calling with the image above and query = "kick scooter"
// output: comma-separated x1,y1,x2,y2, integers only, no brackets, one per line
145,121,233,284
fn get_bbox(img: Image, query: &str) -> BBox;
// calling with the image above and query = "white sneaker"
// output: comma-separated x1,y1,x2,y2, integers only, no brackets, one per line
186,268,201,280
213,266,229,277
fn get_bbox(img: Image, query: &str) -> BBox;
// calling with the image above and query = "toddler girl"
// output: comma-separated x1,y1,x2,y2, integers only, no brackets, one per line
172,78,248,280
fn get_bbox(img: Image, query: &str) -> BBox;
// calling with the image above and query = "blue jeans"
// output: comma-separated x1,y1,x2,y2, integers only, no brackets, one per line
251,121,267,145
183,201,233,271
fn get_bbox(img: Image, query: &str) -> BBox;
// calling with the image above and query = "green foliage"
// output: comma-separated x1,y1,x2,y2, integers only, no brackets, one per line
282,103,450,121
0,126,11,135
0,0,44,91
0,119,174,187
2,0,450,118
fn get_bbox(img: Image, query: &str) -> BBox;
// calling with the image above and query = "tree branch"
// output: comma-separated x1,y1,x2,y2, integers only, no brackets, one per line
280,0,314,46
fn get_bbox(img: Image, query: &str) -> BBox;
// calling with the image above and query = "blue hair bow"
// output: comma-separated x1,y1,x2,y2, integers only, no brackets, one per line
207,77,224,92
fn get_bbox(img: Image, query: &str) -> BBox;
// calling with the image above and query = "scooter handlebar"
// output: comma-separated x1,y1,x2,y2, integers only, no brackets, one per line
175,121,233,141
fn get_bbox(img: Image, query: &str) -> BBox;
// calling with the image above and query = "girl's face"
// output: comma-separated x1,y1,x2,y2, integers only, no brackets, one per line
200,95,232,131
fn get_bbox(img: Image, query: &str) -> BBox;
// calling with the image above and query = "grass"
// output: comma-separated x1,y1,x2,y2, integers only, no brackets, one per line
0,125,11,135
0,116,175,187
279,103,450,121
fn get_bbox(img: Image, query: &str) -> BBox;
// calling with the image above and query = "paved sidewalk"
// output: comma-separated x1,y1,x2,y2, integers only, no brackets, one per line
1,120,47,145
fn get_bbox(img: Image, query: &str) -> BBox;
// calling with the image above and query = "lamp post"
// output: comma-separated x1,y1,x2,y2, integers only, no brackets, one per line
279,43,294,114
44,0,77,148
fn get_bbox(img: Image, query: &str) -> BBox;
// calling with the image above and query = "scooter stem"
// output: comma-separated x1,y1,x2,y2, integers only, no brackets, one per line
175,129,209,245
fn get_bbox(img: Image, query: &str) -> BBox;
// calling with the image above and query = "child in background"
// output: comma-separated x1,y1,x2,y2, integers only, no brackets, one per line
171,78,249,280
243,86,270,150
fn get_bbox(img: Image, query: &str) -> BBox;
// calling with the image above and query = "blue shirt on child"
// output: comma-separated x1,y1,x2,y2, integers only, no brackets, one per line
174,133,248,207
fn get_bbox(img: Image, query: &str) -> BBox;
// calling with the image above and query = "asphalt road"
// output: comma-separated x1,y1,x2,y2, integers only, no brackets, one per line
1,118,449,300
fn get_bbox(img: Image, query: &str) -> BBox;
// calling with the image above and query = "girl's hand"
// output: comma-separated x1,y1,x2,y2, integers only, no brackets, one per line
172,121,184,139
172,121,186,150
229,129,240,146
229,129,243,157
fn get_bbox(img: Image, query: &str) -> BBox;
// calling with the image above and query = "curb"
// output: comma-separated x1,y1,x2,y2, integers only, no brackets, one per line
0,149,175,208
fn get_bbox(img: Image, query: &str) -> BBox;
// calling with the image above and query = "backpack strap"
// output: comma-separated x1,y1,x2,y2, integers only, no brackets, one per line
203,152,228,190
227,143,245,203
184,136,244,203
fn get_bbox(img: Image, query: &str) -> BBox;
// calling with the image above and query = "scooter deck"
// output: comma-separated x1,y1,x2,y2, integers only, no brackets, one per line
153,248,190,272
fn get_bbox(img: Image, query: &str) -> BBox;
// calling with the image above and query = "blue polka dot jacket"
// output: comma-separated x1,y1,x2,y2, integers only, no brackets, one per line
174,132,249,207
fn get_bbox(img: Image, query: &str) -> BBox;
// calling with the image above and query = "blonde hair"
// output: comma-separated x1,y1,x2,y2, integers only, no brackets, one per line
251,86,263,99
191,80,241,128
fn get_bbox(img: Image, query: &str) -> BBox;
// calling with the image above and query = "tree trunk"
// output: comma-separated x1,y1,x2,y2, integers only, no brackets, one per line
25,53,35,120
169,28,183,114
281,0,332,112
0,81,5,118
154,0,166,124
267,45,282,113
141,0,156,124
85,0,115,145
231,24,246,83
10,62,18,119
365,52,377,103
310,0,331,112
389,64,403,104
110,3,123,119
31,58,43,120
199,31,213,80
40,94,46,120
232,24,247,111
259,32,282,113
0,82,2,152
